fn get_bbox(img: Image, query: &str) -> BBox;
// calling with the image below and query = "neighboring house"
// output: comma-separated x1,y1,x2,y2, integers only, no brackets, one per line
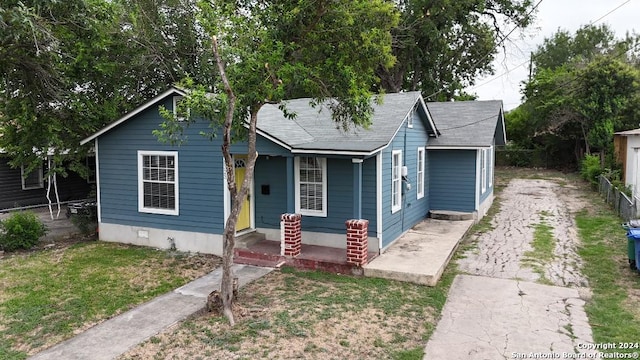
614,129,640,199
0,155,95,211
80,87,504,256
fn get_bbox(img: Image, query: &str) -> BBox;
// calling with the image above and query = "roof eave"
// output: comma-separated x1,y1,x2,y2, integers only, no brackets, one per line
80,87,187,145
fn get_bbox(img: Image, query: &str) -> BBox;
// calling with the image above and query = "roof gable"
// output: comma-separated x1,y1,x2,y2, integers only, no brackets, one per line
426,100,505,148
81,87,186,145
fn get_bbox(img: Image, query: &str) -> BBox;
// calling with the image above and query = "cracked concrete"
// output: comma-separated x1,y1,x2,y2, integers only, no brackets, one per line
424,178,597,359
424,275,597,359
457,179,588,287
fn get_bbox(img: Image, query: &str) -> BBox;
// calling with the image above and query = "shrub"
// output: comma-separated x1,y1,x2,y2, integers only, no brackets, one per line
580,154,602,186
0,211,47,251
70,206,97,236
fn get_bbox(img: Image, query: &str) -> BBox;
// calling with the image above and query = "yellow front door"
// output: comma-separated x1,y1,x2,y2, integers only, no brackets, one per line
234,156,251,231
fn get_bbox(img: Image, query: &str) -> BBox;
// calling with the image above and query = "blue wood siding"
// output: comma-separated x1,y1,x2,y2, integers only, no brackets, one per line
300,158,352,234
98,96,289,234
361,157,377,238
254,155,287,229
381,110,430,248
98,97,224,233
254,155,377,237
429,150,476,212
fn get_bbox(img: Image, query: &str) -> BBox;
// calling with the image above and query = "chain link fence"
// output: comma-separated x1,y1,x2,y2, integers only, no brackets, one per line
599,175,639,221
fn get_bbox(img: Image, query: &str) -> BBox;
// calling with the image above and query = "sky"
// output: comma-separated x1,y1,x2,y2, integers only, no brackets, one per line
468,0,640,111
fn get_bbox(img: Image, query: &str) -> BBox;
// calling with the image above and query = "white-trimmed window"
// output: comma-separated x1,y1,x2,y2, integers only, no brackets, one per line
391,150,402,213
295,156,327,217
489,147,494,188
481,149,487,194
138,151,179,215
21,164,44,190
173,96,189,122
417,147,425,199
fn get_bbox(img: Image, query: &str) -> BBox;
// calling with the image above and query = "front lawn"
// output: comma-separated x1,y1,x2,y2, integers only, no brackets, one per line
121,267,454,360
0,241,219,359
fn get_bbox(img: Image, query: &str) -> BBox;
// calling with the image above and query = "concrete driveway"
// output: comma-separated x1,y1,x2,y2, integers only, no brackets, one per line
424,178,599,359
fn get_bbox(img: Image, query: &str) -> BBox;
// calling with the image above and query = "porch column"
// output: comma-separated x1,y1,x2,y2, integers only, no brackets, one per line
352,158,363,219
346,219,369,266
286,156,295,213
280,213,301,257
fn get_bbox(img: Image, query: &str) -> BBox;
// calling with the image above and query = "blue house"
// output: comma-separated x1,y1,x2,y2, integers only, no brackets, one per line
81,87,504,256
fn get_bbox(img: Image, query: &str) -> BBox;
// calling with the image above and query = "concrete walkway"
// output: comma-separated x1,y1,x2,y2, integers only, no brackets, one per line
363,219,473,285
29,264,272,360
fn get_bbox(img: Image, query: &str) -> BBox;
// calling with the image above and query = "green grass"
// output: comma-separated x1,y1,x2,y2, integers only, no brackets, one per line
521,218,556,284
575,210,640,351
140,266,457,360
0,242,214,359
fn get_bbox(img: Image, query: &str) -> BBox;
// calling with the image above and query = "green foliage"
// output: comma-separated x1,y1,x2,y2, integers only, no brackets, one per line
379,0,536,100
0,0,213,178
70,208,98,236
0,212,46,252
580,154,602,186
510,24,640,168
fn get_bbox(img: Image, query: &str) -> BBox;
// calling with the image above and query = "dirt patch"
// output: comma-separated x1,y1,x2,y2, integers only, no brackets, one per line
121,270,438,360
458,178,590,287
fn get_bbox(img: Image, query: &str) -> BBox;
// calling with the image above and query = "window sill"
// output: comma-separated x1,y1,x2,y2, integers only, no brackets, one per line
139,208,179,216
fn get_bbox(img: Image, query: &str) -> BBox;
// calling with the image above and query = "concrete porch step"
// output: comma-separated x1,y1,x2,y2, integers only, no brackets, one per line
364,218,474,286
236,231,266,249
429,210,474,221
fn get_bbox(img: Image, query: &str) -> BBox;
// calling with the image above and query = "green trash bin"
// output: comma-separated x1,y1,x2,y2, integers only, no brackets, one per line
626,228,640,271
623,221,640,269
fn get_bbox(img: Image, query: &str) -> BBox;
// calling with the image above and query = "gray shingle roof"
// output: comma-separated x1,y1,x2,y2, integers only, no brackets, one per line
256,92,426,153
426,100,504,148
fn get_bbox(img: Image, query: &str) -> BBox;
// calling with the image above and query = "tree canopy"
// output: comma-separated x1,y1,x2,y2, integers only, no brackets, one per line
506,24,640,167
378,0,536,100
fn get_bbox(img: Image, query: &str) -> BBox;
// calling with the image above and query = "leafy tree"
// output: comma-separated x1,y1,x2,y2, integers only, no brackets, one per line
378,0,536,100
510,24,640,167
158,0,398,325
0,0,213,185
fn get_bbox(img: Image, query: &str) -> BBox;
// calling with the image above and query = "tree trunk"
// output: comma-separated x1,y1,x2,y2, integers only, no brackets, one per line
209,35,261,326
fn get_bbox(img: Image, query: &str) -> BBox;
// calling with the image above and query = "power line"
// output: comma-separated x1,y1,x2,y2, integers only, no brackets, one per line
589,0,631,26
468,0,633,94
423,0,544,100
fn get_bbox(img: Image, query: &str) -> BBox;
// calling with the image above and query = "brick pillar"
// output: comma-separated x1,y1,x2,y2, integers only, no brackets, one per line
280,213,302,257
346,219,369,266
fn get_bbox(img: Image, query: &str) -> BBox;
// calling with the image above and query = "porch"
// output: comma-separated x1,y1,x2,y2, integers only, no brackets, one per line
234,216,474,285
234,237,379,275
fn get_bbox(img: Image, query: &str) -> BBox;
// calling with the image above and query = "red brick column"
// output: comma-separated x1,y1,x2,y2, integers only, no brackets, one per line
346,219,369,266
280,213,302,257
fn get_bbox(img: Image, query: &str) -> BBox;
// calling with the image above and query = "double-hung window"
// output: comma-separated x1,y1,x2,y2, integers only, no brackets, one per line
417,147,425,199
295,156,327,217
480,149,487,194
21,163,44,190
391,150,402,213
138,151,179,215
489,147,494,188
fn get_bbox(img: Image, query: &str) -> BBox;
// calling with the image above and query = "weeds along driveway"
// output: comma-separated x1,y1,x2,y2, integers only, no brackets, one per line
457,177,589,287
